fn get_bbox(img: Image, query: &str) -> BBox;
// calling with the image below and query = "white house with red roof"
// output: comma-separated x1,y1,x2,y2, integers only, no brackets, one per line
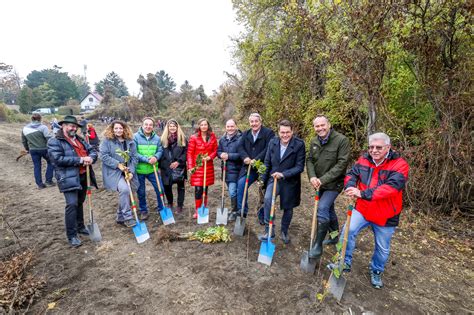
80,92,103,112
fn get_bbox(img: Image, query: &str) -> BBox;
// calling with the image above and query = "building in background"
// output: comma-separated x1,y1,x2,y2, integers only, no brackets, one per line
80,92,102,113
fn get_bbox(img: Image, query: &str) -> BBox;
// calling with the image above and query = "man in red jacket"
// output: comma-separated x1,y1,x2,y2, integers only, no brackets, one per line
338,132,409,289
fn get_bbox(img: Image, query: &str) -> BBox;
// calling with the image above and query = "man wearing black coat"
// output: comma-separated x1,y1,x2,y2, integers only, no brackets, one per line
48,115,98,248
258,120,305,243
217,119,242,214
229,113,275,221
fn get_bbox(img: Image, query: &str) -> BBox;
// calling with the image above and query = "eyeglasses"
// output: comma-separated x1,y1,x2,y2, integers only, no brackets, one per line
368,145,385,151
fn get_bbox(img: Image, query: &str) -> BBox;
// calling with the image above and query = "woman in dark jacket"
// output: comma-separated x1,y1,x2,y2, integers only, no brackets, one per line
187,118,218,219
159,119,187,213
99,120,139,228
217,119,242,215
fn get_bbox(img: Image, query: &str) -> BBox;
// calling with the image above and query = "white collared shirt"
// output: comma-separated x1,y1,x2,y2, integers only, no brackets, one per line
252,129,260,142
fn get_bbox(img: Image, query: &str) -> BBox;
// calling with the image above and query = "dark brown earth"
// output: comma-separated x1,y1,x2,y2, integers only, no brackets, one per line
1,122,473,314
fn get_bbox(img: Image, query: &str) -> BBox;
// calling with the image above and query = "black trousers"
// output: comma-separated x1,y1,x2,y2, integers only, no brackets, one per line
63,174,87,238
163,180,185,207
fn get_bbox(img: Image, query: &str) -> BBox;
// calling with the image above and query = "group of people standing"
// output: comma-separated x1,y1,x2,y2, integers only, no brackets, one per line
22,111,409,290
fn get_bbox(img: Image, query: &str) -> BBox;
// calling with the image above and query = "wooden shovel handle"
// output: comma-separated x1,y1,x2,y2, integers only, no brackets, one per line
202,159,207,205
153,164,166,206
240,164,252,213
339,204,354,266
267,177,278,237
221,161,226,206
309,190,319,249
125,176,139,222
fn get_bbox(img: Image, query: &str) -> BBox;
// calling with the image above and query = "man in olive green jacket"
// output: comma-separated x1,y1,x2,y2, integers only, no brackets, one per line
307,115,351,259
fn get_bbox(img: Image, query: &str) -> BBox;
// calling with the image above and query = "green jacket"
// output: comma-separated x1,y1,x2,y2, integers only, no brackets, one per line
306,130,351,192
133,128,163,175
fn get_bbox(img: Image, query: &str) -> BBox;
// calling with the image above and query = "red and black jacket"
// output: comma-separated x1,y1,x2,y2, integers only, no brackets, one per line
344,150,409,227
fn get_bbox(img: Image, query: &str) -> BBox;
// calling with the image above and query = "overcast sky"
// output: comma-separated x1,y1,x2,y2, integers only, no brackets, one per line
2,0,243,95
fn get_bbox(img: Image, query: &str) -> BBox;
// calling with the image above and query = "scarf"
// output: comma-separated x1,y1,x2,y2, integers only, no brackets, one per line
168,132,178,146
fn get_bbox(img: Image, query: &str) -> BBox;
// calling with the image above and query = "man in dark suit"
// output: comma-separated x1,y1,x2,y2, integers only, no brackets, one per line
258,120,305,243
229,113,275,221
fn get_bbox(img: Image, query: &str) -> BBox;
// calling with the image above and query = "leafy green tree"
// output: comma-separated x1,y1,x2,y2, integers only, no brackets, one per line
70,74,90,100
95,72,129,98
155,70,176,96
25,68,79,106
179,80,194,104
18,86,34,113
195,85,210,105
0,62,21,105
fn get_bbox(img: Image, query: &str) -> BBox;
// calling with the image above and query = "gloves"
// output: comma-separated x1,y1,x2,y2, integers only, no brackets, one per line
124,171,133,181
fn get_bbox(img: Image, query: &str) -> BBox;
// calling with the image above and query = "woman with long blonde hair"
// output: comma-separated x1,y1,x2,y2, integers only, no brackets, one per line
99,120,138,227
159,119,187,213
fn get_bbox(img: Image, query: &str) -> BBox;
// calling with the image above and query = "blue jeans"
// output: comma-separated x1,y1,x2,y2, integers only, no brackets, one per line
263,179,293,233
317,189,339,223
236,170,258,214
342,209,396,273
226,181,237,199
137,173,164,214
63,174,87,238
30,149,54,186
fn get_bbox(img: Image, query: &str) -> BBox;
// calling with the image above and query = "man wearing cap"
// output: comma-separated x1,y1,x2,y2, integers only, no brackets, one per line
133,117,164,221
21,113,55,189
48,115,98,247
229,113,275,221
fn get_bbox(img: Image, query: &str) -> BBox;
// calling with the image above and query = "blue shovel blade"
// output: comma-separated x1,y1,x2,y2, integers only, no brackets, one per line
197,205,209,224
258,239,276,266
132,221,150,243
160,207,175,225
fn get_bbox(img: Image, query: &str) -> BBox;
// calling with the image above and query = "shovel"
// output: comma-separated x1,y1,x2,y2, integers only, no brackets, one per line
328,204,353,301
153,164,175,225
197,159,209,224
125,176,150,243
234,164,251,236
300,190,319,273
85,165,102,242
258,177,278,266
215,160,228,225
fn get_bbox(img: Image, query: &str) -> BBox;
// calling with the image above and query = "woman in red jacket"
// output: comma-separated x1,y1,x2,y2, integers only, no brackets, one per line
187,118,218,219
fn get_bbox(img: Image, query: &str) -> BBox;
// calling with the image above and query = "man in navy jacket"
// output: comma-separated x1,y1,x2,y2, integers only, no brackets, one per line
258,120,305,243
229,113,275,221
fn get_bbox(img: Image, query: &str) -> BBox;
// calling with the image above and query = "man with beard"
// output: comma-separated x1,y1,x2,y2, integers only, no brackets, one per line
48,115,98,247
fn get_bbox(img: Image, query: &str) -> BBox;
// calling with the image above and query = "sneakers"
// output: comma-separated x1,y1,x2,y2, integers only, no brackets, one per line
68,236,82,248
280,231,291,244
370,269,383,289
124,219,137,228
45,181,56,187
327,262,352,273
140,212,149,221
37,184,47,190
78,227,90,235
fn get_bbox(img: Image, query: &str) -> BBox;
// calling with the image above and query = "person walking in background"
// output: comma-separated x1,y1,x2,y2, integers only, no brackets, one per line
335,132,409,289
100,120,139,228
86,123,100,151
133,117,164,221
187,118,218,219
258,120,305,243
217,119,242,217
307,115,351,259
230,113,274,221
22,113,55,189
159,119,187,214
48,115,98,247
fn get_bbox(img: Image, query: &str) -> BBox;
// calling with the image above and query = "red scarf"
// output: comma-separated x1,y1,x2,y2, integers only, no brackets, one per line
65,136,88,174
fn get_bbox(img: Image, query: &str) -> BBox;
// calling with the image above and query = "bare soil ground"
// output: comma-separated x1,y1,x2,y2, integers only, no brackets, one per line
1,122,473,314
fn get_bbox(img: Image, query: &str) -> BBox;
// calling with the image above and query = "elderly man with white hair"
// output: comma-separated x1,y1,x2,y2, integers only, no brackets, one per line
333,132,409,289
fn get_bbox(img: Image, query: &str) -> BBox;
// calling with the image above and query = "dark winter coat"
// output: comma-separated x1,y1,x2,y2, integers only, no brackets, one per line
263,136,306,209
187,132,218,186
47,130,98,193
345,150,409,227
237,126,275,178
306,130,351,192
217,131,242,183
159,140,187,186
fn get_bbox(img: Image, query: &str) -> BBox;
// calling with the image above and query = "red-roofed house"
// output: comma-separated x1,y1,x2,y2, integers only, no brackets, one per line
80,92,103,112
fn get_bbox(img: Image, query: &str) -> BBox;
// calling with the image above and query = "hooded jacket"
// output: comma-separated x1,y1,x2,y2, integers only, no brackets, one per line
133,127,163,175
22,121,50,151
